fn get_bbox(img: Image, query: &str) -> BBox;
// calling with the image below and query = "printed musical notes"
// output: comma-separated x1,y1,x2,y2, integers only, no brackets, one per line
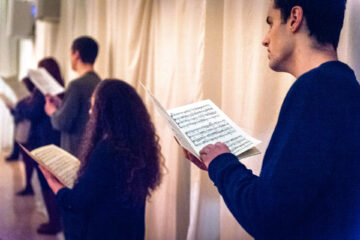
168,100,260,158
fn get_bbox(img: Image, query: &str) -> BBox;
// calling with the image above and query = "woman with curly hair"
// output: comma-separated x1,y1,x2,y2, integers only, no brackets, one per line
41,79,163,240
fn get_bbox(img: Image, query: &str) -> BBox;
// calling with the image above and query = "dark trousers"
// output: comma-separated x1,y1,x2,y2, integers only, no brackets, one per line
35,165,62,227
22,152,35,190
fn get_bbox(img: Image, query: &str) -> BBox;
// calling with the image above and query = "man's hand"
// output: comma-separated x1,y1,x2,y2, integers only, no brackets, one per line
39,165,65,194
175,136,231,170
45,95,61,116
183,149,208,170
199,142,231,168
174,137,208,170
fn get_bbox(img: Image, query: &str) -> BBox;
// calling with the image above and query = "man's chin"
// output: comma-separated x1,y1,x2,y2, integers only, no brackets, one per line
269,63,279,72
269,61,283,72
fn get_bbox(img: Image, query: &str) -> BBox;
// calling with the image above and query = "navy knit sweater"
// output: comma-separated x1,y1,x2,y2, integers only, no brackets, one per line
56,139,145,240
209,61,360,239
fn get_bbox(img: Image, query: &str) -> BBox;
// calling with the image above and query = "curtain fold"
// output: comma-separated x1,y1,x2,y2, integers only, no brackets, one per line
338,0,360,81
0,0,17,78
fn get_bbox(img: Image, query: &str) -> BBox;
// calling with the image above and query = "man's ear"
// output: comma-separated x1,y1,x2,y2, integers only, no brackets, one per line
74,50,80,60
288,6,304,33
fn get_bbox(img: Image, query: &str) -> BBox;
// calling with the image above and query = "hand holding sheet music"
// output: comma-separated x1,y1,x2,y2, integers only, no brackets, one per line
19,144,80,188
198,142,232,168
45,95,62,115
140,82,261,160
168,100,261,159
39,165,66,194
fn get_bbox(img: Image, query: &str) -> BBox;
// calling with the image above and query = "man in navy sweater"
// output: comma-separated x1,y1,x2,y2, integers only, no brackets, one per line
184,0,360,239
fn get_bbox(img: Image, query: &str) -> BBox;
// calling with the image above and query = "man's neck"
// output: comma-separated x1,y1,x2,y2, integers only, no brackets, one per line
290,44,338,78
76,64,95,77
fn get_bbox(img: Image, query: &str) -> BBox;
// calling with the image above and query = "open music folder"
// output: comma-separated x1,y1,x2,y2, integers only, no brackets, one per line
140,83,261,160
19,144,80,189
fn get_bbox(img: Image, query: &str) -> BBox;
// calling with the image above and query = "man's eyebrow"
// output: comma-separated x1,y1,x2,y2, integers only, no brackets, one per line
266,16,272,24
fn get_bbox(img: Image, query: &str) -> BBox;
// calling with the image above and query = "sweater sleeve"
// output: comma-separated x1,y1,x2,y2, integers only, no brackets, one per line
56,141,115,214
208,78,337,237
51,82,80,132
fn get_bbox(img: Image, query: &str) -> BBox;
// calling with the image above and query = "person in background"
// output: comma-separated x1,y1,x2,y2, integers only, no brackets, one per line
16,57,64,235
5,77,35,162
182,0,360,239
44,35,101,240
41,79,163,240
9,78,35,194
45,36,101,157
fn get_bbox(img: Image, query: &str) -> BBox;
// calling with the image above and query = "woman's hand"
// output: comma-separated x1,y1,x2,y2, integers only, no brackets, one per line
39,165,65,194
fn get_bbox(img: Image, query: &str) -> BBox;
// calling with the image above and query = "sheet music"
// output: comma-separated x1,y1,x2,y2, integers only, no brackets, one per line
31,145,80,188
28,68,65,96
140,82,260,159
168,100,261,157
140,82,198,156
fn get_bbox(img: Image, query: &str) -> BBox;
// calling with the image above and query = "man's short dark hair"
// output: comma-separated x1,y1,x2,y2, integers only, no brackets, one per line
71,36,99,64
274,0,347,49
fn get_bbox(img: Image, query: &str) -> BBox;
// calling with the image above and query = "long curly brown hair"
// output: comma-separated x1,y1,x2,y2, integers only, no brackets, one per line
78,79,163,203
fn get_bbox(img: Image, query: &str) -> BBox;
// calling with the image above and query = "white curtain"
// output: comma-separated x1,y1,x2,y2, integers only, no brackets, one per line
338,0,360,80
2,0,359,239
0,0,16,151
0,0,17,78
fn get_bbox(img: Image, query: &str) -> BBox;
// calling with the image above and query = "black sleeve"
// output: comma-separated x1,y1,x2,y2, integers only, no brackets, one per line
208,80,336,236
56,141,116,214
15,93,45,122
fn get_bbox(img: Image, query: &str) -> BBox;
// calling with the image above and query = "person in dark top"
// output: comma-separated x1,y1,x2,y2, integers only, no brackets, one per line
44,36,101,240
41,79,163,240
16,57,64,235
182,0,360,239
6,78,35,196
5,77,35,162
6,77,35,162
45,36,101,157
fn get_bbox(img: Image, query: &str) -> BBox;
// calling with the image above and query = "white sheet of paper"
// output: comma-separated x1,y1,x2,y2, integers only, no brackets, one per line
28,68,65,96
139,82,197,156
31,145,80,188
168,100,261,158
20,144,80,188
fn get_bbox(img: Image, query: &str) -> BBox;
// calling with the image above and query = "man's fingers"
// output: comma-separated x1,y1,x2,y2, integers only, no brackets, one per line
179,145,209,171
182,149,191,159
199,144,215,155
185,151,208,171
191,158,207,170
